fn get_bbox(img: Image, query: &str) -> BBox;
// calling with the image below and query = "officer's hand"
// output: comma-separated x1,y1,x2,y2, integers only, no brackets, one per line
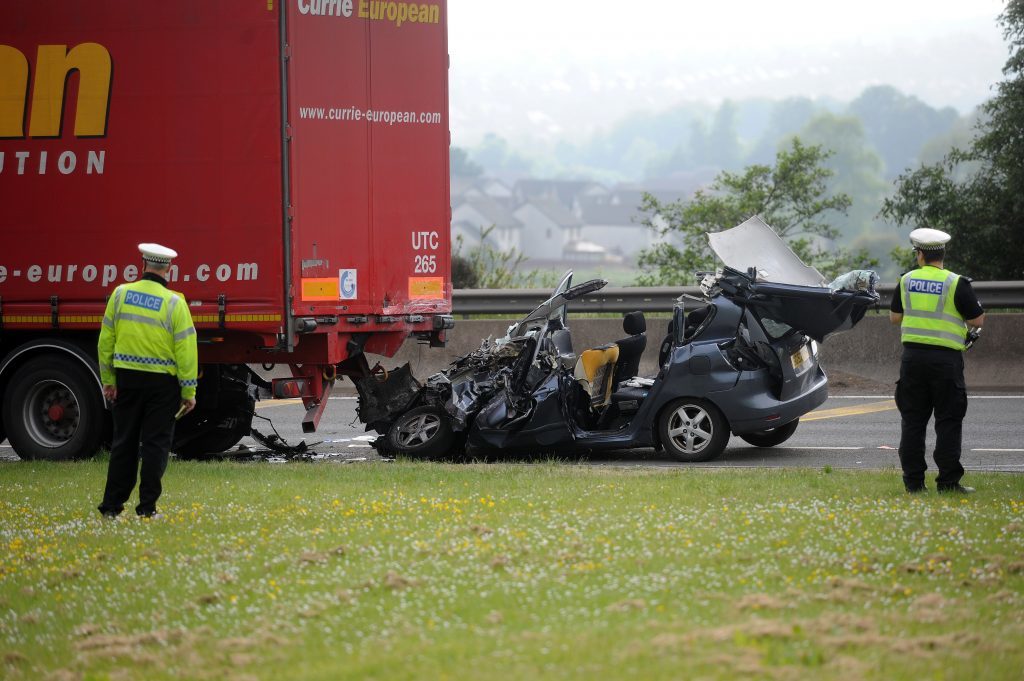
181,398,197,415
102,385,117,402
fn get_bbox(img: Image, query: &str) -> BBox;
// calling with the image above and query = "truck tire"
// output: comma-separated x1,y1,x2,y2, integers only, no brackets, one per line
2,356,105,461
739,419,799,448
658,398,729,463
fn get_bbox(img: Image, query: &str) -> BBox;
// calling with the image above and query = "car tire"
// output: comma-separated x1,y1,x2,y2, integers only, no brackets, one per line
386,406,456,459
2,355,105,461
659,398,729,462
739,419,799,448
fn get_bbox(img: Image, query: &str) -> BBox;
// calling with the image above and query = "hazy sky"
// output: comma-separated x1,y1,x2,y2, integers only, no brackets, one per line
448,0,1009,145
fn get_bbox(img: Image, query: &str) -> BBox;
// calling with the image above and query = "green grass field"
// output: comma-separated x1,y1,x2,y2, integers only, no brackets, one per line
2,461,1023,680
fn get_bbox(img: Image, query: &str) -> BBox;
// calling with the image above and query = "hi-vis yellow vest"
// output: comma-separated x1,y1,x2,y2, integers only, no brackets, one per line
98,279,199,398
899,265,967,351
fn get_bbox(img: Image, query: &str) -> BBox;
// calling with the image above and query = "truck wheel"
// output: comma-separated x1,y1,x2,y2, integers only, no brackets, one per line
739,419,799,447
658,398,729,463
2,356,104,461
386,406,455,459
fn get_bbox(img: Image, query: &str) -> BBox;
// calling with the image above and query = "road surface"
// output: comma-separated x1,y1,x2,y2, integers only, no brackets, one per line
3,391,1021,471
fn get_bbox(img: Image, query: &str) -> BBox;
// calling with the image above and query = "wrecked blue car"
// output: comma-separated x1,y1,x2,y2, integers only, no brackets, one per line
357,217,878,462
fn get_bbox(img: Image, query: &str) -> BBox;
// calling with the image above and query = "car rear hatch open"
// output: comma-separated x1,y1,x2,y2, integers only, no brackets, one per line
708,216,879,342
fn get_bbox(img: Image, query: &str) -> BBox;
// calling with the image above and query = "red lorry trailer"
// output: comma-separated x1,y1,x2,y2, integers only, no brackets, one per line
0,0,453,460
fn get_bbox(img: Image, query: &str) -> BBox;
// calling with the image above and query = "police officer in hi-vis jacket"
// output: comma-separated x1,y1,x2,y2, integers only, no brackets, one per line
97,243,198,518
889,228,984,494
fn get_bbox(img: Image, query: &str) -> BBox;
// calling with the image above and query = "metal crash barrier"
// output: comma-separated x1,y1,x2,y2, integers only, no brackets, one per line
452,282,1024,315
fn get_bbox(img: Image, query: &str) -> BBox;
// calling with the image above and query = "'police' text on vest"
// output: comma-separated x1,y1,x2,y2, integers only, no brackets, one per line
124,291,163,312
908,279,944,295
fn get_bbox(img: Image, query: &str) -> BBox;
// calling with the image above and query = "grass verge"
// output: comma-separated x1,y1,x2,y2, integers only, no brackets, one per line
2,461,1023,680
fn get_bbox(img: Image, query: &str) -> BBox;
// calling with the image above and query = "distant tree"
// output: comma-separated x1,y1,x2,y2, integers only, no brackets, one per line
706,100,742,171
881,0,1024,280
573,103,708,180
794,114,897,276
746,97,821,165
916,108,985,171
635,138,877,285
452,227,543,289
451,147,483,178
796,114,887,239
848,85,959,179
675,102,742,173
646,120,699,179
471,133,534,179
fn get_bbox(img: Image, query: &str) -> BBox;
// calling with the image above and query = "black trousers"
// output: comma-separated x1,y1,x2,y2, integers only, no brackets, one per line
98,370,179,516
895,347,968,489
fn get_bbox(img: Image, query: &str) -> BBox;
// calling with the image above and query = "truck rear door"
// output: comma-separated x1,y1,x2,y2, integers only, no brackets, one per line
285,1,451,326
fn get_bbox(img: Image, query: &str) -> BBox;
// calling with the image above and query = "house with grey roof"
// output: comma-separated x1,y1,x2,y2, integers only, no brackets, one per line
451,177,514,209
449,176,703,265
574,190,676,257
451,196,522,254
512,198,587,260
512,179,608,214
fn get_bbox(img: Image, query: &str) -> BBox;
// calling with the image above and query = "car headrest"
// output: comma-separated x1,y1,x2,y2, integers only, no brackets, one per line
623,310,646,335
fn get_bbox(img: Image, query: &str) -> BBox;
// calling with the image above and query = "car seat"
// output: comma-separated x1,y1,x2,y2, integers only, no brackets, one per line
574,344,619,408
612,311,646,389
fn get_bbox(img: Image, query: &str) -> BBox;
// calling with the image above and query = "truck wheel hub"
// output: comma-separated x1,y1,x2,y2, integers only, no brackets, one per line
26,382,80,444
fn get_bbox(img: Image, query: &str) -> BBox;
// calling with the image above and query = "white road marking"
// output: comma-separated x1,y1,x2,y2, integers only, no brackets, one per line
832,395,1024,399
971,448,1024,452
677,464,876,469
962,393,1024,399
965,395,1024,399
775,446,863,450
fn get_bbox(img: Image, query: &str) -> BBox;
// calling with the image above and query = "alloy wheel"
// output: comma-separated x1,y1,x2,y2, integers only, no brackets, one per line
396,412,441,446
665,404,714,454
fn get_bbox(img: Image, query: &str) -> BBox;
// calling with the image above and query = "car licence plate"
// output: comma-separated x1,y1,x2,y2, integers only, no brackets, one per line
790,344,811,373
